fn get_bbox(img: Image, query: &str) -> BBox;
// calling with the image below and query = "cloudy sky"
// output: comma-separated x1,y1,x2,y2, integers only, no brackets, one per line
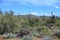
0,0,60,16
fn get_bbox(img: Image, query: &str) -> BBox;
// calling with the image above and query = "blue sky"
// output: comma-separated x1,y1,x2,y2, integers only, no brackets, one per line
0,0,60,16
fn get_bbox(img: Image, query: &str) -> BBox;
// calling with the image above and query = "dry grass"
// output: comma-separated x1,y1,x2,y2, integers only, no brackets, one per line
0,36,60,40
33,37,42,40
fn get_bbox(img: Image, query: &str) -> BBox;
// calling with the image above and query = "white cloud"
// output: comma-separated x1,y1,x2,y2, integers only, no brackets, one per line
30,12,38,15
41,13,52,16
40,13,45,15
18,0,58,6
55,6,60,9
1,0,60,6
30,12,46,16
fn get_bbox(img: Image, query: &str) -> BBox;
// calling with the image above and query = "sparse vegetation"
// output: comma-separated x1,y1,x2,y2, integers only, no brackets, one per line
0,10,60,40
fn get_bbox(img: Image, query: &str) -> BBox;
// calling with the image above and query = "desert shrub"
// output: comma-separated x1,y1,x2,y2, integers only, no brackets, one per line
17,26,31,37
2,33,16,39
33,26,45,38
42,27,52,36
52,32,60,38
22,35,33,40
